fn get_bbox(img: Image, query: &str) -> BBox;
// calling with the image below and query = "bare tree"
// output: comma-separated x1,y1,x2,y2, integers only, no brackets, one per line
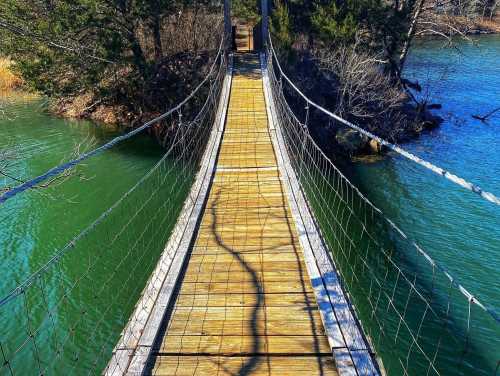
0,136,96,198
159,9,223,56
489,0,499,19
472,106,500,122
314,44,408,139
397,0,477,77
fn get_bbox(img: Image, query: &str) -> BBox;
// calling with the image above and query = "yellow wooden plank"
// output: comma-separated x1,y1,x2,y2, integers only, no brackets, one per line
167,306,323,324
222,133,272,144
160,335,331,354
218,152,276,160
174,292,319,307
217,161,277,169
184,261,307,274
202,207,293,219
192,240,300,252
199,211,292,221
219,143,274,152
153,356,338,376
186,253,304,264
153,55,337,375
164,318,326,337
194,232,300,242
207,186,286,195
177,281,314,295
212,176,282,184
182,270,309,283
191,244,301,255
203,196,291,206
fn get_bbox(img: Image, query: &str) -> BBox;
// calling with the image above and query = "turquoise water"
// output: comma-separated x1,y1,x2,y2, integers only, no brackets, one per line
349,35,500,373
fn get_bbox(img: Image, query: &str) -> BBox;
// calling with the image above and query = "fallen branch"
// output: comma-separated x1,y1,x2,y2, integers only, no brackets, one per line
472,106,500,122
0,135,96,197
82,99,103,113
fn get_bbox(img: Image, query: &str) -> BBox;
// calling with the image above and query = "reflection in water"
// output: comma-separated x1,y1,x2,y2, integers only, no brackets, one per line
266,41,499,371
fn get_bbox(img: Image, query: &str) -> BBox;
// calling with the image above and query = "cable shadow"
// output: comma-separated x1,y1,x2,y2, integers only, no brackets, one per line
209,189,263,376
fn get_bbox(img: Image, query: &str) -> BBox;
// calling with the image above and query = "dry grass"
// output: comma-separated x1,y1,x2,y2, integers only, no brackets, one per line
432,14,500,34
478,17,500,32
0,58,23,91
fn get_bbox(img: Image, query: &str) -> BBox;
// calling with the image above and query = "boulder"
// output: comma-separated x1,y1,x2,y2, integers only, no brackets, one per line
368,139,382,154
335,128,369,153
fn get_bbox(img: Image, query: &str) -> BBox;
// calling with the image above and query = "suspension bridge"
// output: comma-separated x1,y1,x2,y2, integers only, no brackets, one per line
1,7,500,376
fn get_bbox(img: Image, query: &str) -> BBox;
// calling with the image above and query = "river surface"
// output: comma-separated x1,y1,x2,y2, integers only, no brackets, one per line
0,35,499,375
0,97,168,289
349,34,500,374
0,97,174,373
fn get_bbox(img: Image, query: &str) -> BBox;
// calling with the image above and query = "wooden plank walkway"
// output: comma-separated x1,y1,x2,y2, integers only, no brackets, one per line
151,54,338,376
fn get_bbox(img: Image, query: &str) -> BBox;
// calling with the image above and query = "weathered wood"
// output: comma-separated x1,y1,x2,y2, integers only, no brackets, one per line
160,335,332,354
184,260,311,274
106,53,381,376
153,55,339,375
174,292,319,307
261,53,379,375
104,58,234,376
224,0,231,41
152,356,337,376
164,318,326,336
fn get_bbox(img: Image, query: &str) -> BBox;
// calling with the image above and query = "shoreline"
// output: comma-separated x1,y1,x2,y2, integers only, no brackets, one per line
417,15,500,37
50,94,135,129
4,25,497,154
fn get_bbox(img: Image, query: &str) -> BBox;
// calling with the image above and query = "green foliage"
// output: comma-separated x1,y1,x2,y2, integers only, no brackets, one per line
311,0,396,47
0,0,220,103
232,0,261,25
271,0,404,56
310,1,359,44
271,0,292,50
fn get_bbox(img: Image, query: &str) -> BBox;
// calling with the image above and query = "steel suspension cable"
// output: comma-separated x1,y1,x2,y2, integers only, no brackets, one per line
267,35,500,206
0,35,226,205
0,36,228,374
264,37,499,376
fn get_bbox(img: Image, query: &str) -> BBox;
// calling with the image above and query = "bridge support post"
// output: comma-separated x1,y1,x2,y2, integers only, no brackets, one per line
261,0,269,47
224,0,231,47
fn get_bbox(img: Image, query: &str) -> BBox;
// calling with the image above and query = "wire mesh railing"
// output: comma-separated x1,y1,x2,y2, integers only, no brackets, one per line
265,37,499,376
0,38,228,375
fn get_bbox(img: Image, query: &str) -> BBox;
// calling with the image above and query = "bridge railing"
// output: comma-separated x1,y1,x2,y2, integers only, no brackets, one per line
0,37,229,375
265,35,499,376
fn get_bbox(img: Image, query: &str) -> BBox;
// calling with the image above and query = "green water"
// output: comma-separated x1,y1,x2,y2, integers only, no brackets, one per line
0,96,190,374
0,99,161,278
347,35,500,374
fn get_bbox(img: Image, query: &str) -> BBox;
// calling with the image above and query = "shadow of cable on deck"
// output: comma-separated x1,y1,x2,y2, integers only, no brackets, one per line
144,53,331,375
208,189,264,375
203,182,327,375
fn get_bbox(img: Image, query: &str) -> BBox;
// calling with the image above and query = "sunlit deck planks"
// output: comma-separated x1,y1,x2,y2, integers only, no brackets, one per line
151,54,338,376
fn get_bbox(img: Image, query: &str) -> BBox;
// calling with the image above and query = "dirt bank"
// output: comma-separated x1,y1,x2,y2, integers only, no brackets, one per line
50,50,214,139
0,58,23,91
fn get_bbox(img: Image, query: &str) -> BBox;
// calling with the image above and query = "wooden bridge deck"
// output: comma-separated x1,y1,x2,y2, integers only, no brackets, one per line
151,55,338,375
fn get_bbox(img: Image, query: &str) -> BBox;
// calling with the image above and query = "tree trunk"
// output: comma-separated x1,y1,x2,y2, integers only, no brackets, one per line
130,34,148,79
192,4,199,52
152,14,163,61
399,0,426,72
